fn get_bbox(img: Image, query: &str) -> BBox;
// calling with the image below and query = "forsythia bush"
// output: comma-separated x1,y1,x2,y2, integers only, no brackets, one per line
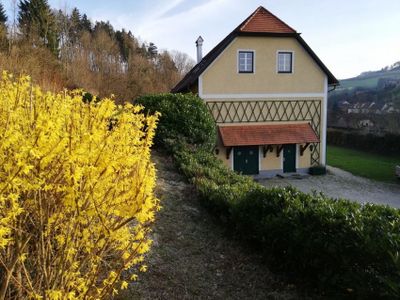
0,73,159,299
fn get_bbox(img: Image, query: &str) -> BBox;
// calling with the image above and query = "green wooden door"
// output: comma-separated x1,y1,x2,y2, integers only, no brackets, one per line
283,144,296,173
234,146,259,175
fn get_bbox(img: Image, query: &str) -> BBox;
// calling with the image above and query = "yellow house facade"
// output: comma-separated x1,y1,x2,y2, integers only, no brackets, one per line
172,6,338,177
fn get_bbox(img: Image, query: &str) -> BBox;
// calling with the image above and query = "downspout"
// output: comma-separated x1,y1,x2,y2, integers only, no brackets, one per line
328,84,338,92
324,82,339,166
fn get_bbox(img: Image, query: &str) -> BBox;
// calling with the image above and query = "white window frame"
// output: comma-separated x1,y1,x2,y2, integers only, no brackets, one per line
237,49,255,74
276,50,294,74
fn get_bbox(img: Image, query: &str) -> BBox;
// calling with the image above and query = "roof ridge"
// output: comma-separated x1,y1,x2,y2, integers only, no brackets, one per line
239,6,263,32
239,6,296,34
258,6,297,33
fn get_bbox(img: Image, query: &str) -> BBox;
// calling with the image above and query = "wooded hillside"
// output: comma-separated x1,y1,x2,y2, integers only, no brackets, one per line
0,0,195,102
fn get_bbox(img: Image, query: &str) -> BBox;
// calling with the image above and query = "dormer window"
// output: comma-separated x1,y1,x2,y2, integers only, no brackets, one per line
238,51,254,73
277,51,293,73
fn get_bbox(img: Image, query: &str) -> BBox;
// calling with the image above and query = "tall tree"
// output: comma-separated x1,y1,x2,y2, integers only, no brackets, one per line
69,7,81,42
80,13,92,32
93,20,114,37
147,42,158,58
0,1,7,51
156,51,180,89
115,29,138,62
170,50,196,76
18,0,59,54
0,2,7,23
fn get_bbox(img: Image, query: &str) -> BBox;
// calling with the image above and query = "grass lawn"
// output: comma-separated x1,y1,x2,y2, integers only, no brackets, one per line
327,146,400,183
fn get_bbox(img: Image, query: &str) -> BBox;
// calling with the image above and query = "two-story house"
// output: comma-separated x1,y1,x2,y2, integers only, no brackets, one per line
172,6,338,177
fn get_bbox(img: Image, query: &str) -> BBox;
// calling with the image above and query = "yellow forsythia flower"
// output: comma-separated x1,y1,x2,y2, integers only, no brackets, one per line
139,265,148,272
121,281,129,290
0,72,159,299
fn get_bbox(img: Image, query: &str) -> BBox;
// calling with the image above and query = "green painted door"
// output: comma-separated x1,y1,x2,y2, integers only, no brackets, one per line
283,144,296,173
234,146,259,175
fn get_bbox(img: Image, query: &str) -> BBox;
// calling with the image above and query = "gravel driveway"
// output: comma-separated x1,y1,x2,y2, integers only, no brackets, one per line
259,166,400,208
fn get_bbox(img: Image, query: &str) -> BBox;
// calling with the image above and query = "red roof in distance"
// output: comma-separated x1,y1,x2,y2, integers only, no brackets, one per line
239,6,296,34
219,123,319,147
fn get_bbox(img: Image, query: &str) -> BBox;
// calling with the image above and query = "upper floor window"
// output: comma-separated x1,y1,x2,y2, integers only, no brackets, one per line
238,51,254,73
277,51,293,73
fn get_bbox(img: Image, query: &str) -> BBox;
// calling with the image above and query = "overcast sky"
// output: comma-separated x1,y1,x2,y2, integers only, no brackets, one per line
9,0,400,79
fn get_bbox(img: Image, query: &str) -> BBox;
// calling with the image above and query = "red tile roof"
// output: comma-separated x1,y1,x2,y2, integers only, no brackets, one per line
219,123,319,147
240,6,296,34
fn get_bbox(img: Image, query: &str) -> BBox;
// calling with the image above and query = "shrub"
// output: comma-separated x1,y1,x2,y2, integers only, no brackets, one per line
173,145,400,297
0,73,159,299
309,165,327,175
327,128,400,156
135,93,216,151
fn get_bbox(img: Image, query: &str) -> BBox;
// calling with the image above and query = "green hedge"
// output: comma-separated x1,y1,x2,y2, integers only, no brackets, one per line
174,145,400,297
328,129,400,156
141,93,400,297
135,93,216,150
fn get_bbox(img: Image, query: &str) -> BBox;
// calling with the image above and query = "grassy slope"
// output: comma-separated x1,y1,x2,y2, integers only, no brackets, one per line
327,146,400,183
339,71,400,89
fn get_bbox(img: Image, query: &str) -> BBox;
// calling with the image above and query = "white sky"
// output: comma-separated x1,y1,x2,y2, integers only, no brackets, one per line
16,0,400,79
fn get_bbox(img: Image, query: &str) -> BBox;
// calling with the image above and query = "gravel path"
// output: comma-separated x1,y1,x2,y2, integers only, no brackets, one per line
259,166,400,208
117,151,302,300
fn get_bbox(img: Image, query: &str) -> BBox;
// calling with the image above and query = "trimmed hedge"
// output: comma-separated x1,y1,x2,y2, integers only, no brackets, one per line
135,93,216,151
141,93,400,297
174,145,400,297
328,129,400,156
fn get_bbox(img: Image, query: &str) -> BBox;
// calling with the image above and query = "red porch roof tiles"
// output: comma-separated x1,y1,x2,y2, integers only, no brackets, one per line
219,123,319,147
240,6,296,34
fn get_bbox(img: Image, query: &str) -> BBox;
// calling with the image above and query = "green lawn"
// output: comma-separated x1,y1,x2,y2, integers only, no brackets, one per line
327,146,400,183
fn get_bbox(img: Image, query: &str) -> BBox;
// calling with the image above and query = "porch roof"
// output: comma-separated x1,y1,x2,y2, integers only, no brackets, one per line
218,123,319,147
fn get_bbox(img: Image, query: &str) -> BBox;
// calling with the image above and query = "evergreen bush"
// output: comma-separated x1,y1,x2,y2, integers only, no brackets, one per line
174,145,400,297
135,93,216,151
328,129,400,156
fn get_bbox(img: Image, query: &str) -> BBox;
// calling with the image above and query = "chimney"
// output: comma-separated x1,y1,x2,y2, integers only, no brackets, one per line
196,36,204,63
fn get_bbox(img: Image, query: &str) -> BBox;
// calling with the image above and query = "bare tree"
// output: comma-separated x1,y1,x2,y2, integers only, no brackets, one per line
170,50,195,76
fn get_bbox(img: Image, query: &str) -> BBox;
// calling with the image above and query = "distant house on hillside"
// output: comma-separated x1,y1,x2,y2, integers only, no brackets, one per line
172,6,338,177
347,101,399,114
381,103,399,113
337,100,351,112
